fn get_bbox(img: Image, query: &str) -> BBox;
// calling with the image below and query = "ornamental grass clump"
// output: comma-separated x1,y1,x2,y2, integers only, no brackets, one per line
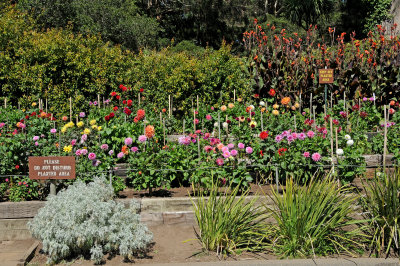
190,181,271,257
28,177,153,264
361,168,400,257
266,175,367,258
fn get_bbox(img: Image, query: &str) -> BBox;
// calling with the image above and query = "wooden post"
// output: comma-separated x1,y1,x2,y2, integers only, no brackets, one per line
197,95,199,111
330,117,334,173
69,97,72,122
183,119,185,134
45,98,48,113
98,94,100,109
218,112,221,140
383,105,388,171
18,102,20,110
309,93,312,120
159,112,162,125
299,93,302,114
294,115,297,131
261,109,264,131
193,109,196,132
168,95,171,118
138,93,140,106
4,98,6,109
163,118,166,146
313,106,316,122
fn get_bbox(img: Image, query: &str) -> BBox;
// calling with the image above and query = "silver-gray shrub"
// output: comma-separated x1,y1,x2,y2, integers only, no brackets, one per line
27,177,153,264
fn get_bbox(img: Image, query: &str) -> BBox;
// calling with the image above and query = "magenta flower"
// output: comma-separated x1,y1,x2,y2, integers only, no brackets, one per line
75,149,81,156
282,130,290,137
227,143,235,150
138,135,147,143
79,112,86,118
33,136,40,141
5,178,9,182
124,137,133,146
298,132,306,140
178,136,191,145
34,141,39,146
307,130,315,138
311,152,321,162
81,134,87,142
131,146,138,152
275,135,283,143
88,153,96,160
194,118,199,125
238,142,245,149
101,144,109,150
246,147,253,154
291,132,298,139
117,152,124,159
108,150,114,156
287,135,294,143
340,111,347,118
369,97,375,102
363,97,368,102
70,139,77,146
206,114,212,121
222,151,231,158
303,152,310,158
216,158,224,166
50,128,57,134
231,149,238,157
0,123,4,128
81,149,88,155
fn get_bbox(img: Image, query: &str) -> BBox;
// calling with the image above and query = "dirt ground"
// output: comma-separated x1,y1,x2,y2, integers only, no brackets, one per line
28,224,276,265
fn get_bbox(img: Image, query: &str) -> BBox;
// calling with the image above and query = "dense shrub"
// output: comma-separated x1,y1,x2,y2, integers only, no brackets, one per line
27,177,153,264
0,6,251,117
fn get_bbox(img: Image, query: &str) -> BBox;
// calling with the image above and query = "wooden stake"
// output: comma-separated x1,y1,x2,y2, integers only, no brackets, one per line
335,127,338,152
138,93,141,106
330,117,334,171
168,95,171,118
383,105,388,171
69,97,72,122
218,112,221,140
45,98,48,113
261,109,264,131
299,93,302,114
163,118,166,146
294,115,297,131
343,92,346,112
98,94,100,109
309,93,312,120
183,119,185,134
159,112,162,125
193,109,196,132
3,98,6,109
197,95,199,111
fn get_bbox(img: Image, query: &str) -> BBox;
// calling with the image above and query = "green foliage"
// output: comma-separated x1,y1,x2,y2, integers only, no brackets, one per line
18,0,159,51
0,6,250,117
190,179,270,257
27,177,153,264
266,175,367,258
281,0,336,29
361,168,400,256
363,0,393,33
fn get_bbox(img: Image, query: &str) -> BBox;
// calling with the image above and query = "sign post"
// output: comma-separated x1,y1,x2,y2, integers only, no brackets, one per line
29,156,76,195
319,69,334,112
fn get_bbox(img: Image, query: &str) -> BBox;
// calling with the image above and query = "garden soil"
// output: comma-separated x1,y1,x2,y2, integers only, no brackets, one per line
28,224,276,265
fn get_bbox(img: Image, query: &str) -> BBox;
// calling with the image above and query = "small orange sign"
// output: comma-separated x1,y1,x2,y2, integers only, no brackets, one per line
318,69,334,84
29,156,76,180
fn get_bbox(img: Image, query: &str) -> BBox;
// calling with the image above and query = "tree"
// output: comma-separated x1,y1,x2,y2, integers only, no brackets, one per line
17,0,160,51
281,0,337,29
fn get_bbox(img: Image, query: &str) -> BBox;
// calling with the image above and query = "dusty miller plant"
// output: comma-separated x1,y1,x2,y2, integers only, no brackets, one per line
27,177,153,264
